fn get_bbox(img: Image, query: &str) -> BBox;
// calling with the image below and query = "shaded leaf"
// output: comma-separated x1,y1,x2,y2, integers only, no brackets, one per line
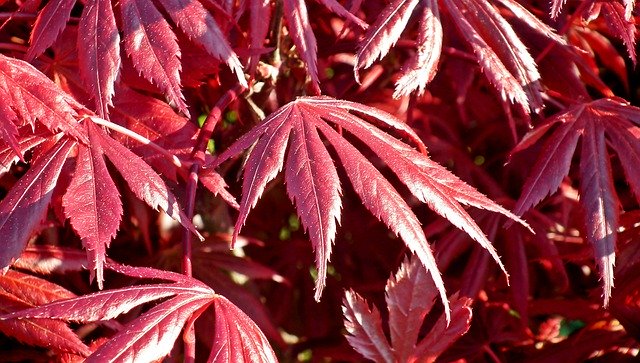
512,98,640,304
0,138,75,269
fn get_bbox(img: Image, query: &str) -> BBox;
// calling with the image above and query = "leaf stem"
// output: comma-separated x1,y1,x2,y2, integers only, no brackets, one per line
88,116,190,170
191,84,246,163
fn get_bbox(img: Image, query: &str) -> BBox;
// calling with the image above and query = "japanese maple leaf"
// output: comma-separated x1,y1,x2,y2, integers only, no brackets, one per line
0,54,86,145
342,257,472,362
22,0,246,117
0,270,91,356
512,98,640,305
354,0,564,110
212,96,525,319
62,120,202,289
0,263,278,362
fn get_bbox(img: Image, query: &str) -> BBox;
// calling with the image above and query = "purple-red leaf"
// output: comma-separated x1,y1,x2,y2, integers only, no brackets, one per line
209,295,278,363
25,0,75,61
213,96,521,318
355,0,420,80
120,0,187,116
342,290,394,363
78,0,121,118
513,98,640,304
394,0,442,98
0,54,86,142
0,138,75,269
285,107,342,301
62,122,122,289
579,116,618,305
93,121,201,240
157,0,246,87
283,0,319,90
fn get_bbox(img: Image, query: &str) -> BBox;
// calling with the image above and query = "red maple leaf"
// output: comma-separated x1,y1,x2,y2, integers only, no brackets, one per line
343,257,472,362
212,96,525,319
512,98,640,305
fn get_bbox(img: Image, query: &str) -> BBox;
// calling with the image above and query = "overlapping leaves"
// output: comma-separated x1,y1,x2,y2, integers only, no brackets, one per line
212,96,524,318
512,98,640,305
0,264,277,362
0,55,200,289
22,0,246,117
354,0,565,110
343,257,472,362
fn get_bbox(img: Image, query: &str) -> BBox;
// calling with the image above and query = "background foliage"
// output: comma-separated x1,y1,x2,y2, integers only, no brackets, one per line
0,0,639,361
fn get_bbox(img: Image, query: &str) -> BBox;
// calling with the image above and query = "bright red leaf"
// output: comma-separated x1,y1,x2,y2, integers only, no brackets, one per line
1,264,277,362
0,270,91,356
213,96,524,318
0,54,86,142
62,122,122,289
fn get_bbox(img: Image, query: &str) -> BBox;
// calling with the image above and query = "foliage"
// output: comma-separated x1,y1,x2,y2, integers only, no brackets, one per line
0,0,638,361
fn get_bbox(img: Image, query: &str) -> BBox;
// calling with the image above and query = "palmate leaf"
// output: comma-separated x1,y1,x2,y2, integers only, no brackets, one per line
0,264,278,362
62,122,122,289
355,0,564,110
512,98,640,305
212,96,524,318
0,270,91,356
61,119,202,286
23,0,246,117
343,257,472,362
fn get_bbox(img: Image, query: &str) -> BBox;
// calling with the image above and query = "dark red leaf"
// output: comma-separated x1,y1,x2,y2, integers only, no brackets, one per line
78,0,121,118
513,99,640,304
0,138,75,269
